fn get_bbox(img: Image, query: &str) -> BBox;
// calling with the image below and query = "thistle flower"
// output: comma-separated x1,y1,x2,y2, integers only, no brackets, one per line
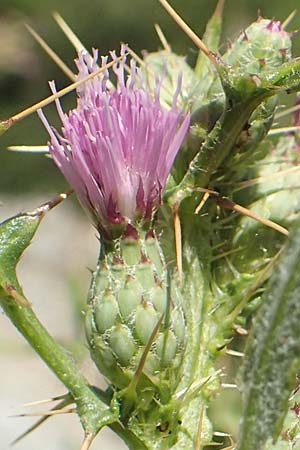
38,47,190,238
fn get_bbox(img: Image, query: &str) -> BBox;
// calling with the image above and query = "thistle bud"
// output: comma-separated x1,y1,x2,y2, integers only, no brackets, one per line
85,229,185,394
224,18,292,73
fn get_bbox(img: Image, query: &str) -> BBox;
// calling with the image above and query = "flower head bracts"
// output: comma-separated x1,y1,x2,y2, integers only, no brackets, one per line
264,19,286,36
39,46,190,238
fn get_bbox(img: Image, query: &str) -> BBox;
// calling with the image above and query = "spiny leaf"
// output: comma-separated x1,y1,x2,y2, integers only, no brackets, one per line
0,210,43,293
237,219,300,450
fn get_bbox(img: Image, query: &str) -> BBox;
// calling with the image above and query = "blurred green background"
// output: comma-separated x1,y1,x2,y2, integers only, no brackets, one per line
0,0,299,195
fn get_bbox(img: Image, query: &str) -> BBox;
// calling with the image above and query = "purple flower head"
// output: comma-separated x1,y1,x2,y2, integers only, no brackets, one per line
38,46,190,238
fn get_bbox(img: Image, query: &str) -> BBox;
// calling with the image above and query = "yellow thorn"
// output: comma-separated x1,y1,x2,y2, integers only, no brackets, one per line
233,165,300,192
214,0,225,16
175,372,218,403
226,349,244,357
13,406,75,417
8,56,120,124
232,202,289,236
194,405,204,450
268,125,300,136
195,191,211,215
4,284,31,307
282,10,297,29
80,433,95,450
129,315,164,392
53,12,87,53
275,103,300,120
233,324,248,336
194,187,219,215
212,433,234,449
25,23,76,81
222,440,235,450
213,431,232,438
19,393,68,407
173,207,183,281
221,383,238,389
205,443,223,447
211,247,243,262
7,145,49,153
158,0,217,65
154,23,172,52
125,45,145,67
211,193,289,236
208,431,235,450
12,396,73,445
27,190,73,218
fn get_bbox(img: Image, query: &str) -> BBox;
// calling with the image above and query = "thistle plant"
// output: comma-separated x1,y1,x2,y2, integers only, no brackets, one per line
1,1,300,450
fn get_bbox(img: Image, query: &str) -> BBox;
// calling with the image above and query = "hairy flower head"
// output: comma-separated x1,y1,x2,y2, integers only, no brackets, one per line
39,47,189,238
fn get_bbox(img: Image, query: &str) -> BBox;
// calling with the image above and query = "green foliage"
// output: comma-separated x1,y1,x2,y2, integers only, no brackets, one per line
237,221,300,450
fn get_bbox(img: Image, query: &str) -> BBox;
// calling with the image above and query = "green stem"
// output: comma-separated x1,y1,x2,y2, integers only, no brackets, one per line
0,291,116,433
